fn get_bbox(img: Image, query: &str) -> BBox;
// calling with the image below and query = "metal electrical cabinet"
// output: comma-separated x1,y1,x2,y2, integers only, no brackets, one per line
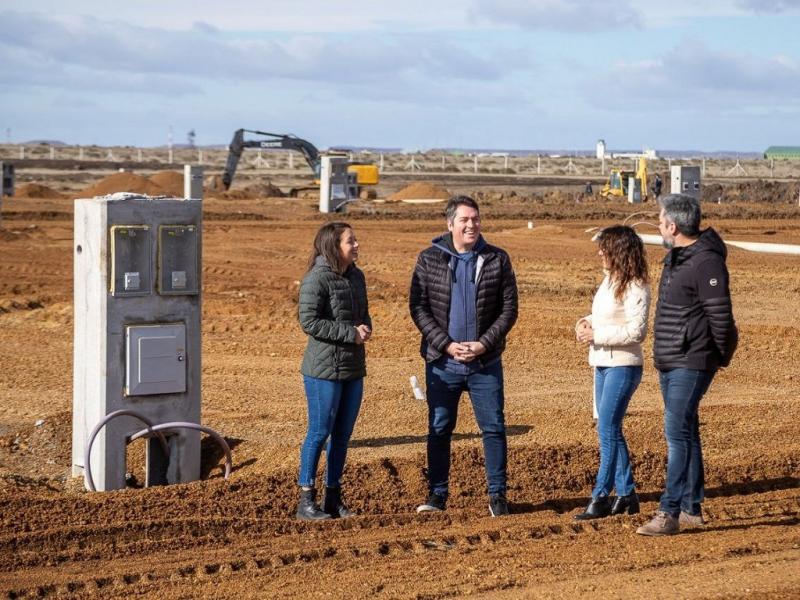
319,155,351,213
670,166,702,200
1,162,14,197
73,194,202,491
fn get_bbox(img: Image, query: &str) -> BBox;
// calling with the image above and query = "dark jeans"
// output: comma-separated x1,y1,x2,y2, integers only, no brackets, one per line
298,375,363,488
592,366,642,498
658,368,716,516
426,360,507,496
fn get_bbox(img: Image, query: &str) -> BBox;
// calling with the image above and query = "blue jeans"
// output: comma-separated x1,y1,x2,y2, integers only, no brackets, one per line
426,360,507,496
298,376,363,488
592,366,642,498
658,368,716,516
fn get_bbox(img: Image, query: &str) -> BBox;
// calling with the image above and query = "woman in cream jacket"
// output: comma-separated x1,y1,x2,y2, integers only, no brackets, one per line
575,225,651,520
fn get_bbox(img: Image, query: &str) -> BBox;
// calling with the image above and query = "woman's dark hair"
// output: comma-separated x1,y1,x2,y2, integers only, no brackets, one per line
596,225,649,301
307,221,353,275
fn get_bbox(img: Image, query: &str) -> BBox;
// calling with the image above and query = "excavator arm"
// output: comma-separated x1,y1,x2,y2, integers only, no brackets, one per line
221,129,321,190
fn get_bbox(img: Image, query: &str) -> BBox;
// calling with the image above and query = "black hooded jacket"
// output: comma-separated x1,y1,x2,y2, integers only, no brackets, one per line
409,233,518,365
653,228,738,371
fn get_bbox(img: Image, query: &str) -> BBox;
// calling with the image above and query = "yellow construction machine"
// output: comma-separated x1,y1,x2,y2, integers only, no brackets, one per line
601,158,648,201
222,129,379,196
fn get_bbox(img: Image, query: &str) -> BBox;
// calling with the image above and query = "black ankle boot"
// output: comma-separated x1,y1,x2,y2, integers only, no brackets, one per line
574,496,612,520
323,486,354,518
296,488,331,521
611,492,640,515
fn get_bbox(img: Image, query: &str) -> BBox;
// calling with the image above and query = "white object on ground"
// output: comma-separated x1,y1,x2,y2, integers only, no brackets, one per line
410,375,426,401
637,234,800,256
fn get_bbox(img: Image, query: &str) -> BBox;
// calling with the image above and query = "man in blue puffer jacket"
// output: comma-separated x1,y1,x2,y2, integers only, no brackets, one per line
410,195,518,517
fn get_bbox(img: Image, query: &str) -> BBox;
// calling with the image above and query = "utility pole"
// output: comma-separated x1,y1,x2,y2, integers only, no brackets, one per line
168,125,174,164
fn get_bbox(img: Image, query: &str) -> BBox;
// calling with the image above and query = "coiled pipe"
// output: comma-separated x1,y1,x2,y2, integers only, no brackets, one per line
128,421,232,480
84,409,170,492
84,410,232,491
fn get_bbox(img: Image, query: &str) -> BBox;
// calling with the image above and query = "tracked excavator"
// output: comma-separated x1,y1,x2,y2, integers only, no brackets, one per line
221,129,379,196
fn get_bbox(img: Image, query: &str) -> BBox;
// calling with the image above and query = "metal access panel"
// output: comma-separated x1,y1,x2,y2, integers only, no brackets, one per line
110,225,152,296
158,225,199,295
670,166,702,200
126,323,186,396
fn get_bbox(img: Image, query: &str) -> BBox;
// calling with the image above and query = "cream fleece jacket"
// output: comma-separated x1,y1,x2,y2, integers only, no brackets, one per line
577,274,651,367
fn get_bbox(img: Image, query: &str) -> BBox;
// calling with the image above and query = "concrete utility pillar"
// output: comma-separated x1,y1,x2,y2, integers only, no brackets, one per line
1,162,14,196
184,165,203,199
319,155,351,213
72,194,202,491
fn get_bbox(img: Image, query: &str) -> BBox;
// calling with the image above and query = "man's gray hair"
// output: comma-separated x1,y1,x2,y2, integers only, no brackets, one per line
659,193,701,237
445,195,480,223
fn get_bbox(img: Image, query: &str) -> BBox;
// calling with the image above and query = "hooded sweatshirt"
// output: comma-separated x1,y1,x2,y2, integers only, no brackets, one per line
432,233,486,374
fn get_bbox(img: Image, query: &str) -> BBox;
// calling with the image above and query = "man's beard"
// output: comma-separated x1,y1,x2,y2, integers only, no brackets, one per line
662,237,674,250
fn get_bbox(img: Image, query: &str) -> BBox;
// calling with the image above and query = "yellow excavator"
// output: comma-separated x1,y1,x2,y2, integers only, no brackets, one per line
222,129,379,196
601,158,648,201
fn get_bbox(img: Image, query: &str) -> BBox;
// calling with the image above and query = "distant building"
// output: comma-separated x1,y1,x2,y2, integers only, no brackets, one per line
596,139,606,160
764,146,800,160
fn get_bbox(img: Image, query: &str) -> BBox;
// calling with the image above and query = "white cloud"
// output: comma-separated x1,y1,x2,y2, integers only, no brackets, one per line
735,0,800,13
587,40,800,110
0,10,525,91
0,0,473,32
470,0,642,32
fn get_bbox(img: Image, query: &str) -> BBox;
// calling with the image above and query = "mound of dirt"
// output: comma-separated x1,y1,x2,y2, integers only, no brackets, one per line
14,183,65,199
244,182,285,198
205,174,226,193
216,182,285,200
388,182,450,201
80,172,166,197
703,180,800,204
148,170,184,196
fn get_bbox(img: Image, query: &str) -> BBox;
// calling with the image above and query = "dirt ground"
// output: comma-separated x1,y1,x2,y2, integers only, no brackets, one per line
0,167,799,599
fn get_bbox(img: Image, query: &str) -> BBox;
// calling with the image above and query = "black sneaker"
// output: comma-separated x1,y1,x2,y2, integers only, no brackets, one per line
489,493,509,517
416,493,446,513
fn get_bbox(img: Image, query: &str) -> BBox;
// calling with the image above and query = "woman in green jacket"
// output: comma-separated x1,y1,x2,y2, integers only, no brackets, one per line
296,222,371,520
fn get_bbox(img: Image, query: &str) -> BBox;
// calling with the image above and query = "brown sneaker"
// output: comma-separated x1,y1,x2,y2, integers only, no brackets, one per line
636,511,679,536
679,510,705,527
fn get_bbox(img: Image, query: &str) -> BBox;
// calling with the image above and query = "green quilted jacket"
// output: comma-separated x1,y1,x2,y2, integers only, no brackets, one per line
299,256,371,380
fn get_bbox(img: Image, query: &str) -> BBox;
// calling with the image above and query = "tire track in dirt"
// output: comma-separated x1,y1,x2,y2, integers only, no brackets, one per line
2,489,797,598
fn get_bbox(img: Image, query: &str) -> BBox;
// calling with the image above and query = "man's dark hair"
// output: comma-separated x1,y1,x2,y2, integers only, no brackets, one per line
659,193,701,237
445,195,480,223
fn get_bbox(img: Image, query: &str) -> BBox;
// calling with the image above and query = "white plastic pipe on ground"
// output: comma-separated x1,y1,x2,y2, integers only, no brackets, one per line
636,234,800,256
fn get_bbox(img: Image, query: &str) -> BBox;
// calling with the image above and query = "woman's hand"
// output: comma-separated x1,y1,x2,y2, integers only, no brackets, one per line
576,320,594,344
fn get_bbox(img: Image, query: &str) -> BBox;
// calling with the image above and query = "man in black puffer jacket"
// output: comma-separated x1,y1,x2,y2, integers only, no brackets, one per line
410,196,518,518
638,194,738,537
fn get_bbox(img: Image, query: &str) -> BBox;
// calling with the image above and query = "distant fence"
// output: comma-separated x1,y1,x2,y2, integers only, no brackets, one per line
0,144,797,180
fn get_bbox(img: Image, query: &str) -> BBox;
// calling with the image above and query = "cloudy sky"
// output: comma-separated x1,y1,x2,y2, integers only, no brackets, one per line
1,0,798,151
